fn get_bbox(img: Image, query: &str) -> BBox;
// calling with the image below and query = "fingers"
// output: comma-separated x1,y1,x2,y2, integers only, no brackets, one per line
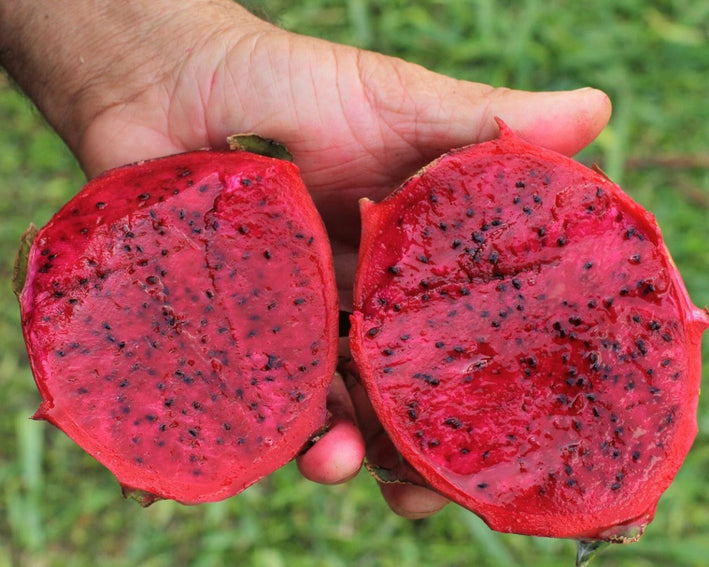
379,484,450,520
296,372,365,484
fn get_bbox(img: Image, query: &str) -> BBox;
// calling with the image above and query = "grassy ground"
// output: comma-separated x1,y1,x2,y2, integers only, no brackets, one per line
1,1,708,566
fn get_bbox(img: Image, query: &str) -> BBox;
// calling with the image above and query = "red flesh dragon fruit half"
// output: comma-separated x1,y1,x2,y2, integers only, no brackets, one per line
15,140,338,504
350,119,709,542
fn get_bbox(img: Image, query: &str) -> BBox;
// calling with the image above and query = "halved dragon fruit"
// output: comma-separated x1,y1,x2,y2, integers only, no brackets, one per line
16,142,338,504
350,119,708,542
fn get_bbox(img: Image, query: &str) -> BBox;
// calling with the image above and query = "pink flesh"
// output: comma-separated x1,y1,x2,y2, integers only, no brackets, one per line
21,151,338,503
351,122,707,539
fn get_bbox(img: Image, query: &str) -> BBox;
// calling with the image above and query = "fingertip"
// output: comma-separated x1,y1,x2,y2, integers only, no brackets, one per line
502,86,612,156
379,483,449,520
296,419,365,485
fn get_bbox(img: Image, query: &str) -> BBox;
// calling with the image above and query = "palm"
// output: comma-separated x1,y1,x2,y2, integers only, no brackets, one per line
74,27,609,309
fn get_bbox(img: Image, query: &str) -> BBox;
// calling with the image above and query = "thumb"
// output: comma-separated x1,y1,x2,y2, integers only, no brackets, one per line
357,51,612,159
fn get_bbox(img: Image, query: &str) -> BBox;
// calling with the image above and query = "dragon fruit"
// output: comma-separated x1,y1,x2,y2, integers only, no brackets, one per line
15,142,338,504
350,119,708,542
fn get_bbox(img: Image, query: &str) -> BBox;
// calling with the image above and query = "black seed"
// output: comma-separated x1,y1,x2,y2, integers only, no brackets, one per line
557,236,567,246
630,254,641,264
423,374,440,386
452,238,462,249
263,250,272,259
584,261,593,270
537,226,546,237
640,280,655,295
418,255,429,264
472,232,484,243
635,339,647,356
648,320,661,331
477,483,488,489
610,482,622,491
138,193,150,201
388,265,401,275
294,297,306,306
96,202,107,209
523,206,532,215
444,417,462,429
489,251,499,264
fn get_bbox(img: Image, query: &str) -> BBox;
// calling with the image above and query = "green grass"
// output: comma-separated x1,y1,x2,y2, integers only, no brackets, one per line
1,1,708,565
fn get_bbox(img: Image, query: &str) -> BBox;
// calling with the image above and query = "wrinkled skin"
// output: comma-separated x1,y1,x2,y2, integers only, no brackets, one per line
0,0,611,517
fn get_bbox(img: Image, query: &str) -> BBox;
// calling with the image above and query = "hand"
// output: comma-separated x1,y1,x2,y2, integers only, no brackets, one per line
1,0,611,518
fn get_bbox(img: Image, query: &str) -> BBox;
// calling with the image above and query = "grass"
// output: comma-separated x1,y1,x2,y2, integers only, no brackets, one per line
1,1,708,565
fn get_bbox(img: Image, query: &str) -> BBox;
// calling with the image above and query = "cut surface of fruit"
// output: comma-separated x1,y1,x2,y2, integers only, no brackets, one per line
18,149,338,504
351,120,708,540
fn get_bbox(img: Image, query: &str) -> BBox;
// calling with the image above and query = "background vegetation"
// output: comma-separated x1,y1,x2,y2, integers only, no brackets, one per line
1,1,707,565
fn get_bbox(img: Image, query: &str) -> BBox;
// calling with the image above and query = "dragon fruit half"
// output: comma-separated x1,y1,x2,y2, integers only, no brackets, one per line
350,119,708,543
15,142,338,504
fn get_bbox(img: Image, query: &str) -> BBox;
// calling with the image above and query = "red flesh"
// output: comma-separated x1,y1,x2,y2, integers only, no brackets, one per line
20,150,338,504
351,120,708,540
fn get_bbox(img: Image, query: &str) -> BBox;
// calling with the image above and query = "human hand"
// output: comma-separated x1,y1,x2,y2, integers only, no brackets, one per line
1,0,611,518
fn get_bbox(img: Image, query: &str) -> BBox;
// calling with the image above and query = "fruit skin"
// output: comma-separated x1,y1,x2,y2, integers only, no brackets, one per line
17,148,338,505
350,119,709,541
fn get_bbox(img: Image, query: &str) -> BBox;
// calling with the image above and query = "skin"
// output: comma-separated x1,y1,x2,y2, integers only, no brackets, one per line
0,0,611,518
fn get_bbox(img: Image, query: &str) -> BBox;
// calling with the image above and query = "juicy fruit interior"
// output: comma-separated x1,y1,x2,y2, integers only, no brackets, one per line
20,152,337,504
351,124,705,540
